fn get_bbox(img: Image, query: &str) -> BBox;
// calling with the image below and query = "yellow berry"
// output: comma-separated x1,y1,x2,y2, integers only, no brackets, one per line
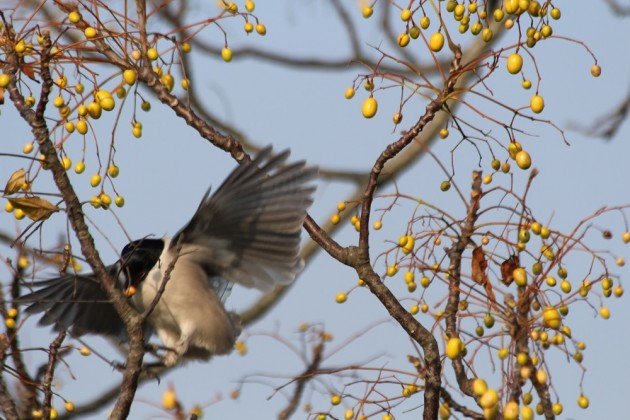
362,7,373,18
600,306,611,319
550,7,561,19
115,195,125,207
244,22,254,33
439,128,449,139
62,121,75,133
14,40,27,54
98,193,111,208
392,112,403,124
552,403,563,415
14,208,26,220
100,97,115,111
68,11,82,23
160,73,175,91
420,16,430,29
53,96,65,108
373,220,382,230
530,95,544,113
107,165,119,178
335,292,347,303
504,401,519,420
181,42,192,53
6,201,15,212
472,378,488,396
397,33,410,48
64,401,75,412
73,161,85,174
513,267,527,286
331,394,341,405
400,9,412,21
515,150,532,170
386,264,398,277
429,32,445,52
24,95,36,107
344,87,355,99
577,395,589,409
147,47,159,60
591,65,601,77
446,337,463,359
123,69,137,85
482,28,494,42
5,318,16,329
479,389,499,409
132,126,143,138
245,0,255,12
90,174,101,187
507,53,523,74
221,47,233,62
87,101,102,119
61,156,72,170
181,78,190,90
331,214,340,225
362,97,378,118
0,74,10,88
84,27,97,38
7,308,18,318
542,307,561,329
162,388,177,410
255,24,267,35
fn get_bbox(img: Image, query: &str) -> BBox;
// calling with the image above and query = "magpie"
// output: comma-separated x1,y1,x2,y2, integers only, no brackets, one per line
17,147,317,366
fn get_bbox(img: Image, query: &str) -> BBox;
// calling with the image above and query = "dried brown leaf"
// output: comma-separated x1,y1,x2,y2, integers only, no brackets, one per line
471,246,488,285
9,196,59,221
500,255,520,286
4,168,27,195
21,62,36,80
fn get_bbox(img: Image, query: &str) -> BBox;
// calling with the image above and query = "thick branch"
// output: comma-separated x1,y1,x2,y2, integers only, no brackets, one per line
444,172,483,397
42,331,66,420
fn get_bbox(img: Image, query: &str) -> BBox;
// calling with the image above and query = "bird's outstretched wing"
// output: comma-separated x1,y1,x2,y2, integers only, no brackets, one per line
17,238,164,337
171,147,317,292
17,269,126,337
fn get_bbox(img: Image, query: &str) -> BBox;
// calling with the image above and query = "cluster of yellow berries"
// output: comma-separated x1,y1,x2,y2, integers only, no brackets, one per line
398,234,415,254
219,1,266,62
30,401,75,419
4,307,19,329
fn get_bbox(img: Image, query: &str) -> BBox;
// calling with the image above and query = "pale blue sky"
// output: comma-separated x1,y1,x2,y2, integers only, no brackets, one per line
1,1,629,419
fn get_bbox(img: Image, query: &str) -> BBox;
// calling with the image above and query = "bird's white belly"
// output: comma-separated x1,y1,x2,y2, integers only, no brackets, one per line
137,256,239,360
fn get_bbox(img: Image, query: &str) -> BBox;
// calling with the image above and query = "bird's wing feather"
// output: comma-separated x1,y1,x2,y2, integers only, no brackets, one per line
171,147,316,292
16,269,126,338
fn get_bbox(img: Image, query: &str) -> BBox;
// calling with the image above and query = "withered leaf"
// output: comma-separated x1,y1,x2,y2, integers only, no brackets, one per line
9,196,59,221
4,169,27,195
21,62,36,80
500,255,520,286
471,246,488,285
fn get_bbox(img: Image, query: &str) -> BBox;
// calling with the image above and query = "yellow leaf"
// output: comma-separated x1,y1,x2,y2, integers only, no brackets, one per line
4,169,27,195
8,196,59,221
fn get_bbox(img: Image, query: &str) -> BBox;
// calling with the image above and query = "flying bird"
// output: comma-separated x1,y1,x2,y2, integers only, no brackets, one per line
18,147,317,366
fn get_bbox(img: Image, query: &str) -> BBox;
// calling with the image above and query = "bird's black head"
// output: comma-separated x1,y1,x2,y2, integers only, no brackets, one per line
119,238,165,294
